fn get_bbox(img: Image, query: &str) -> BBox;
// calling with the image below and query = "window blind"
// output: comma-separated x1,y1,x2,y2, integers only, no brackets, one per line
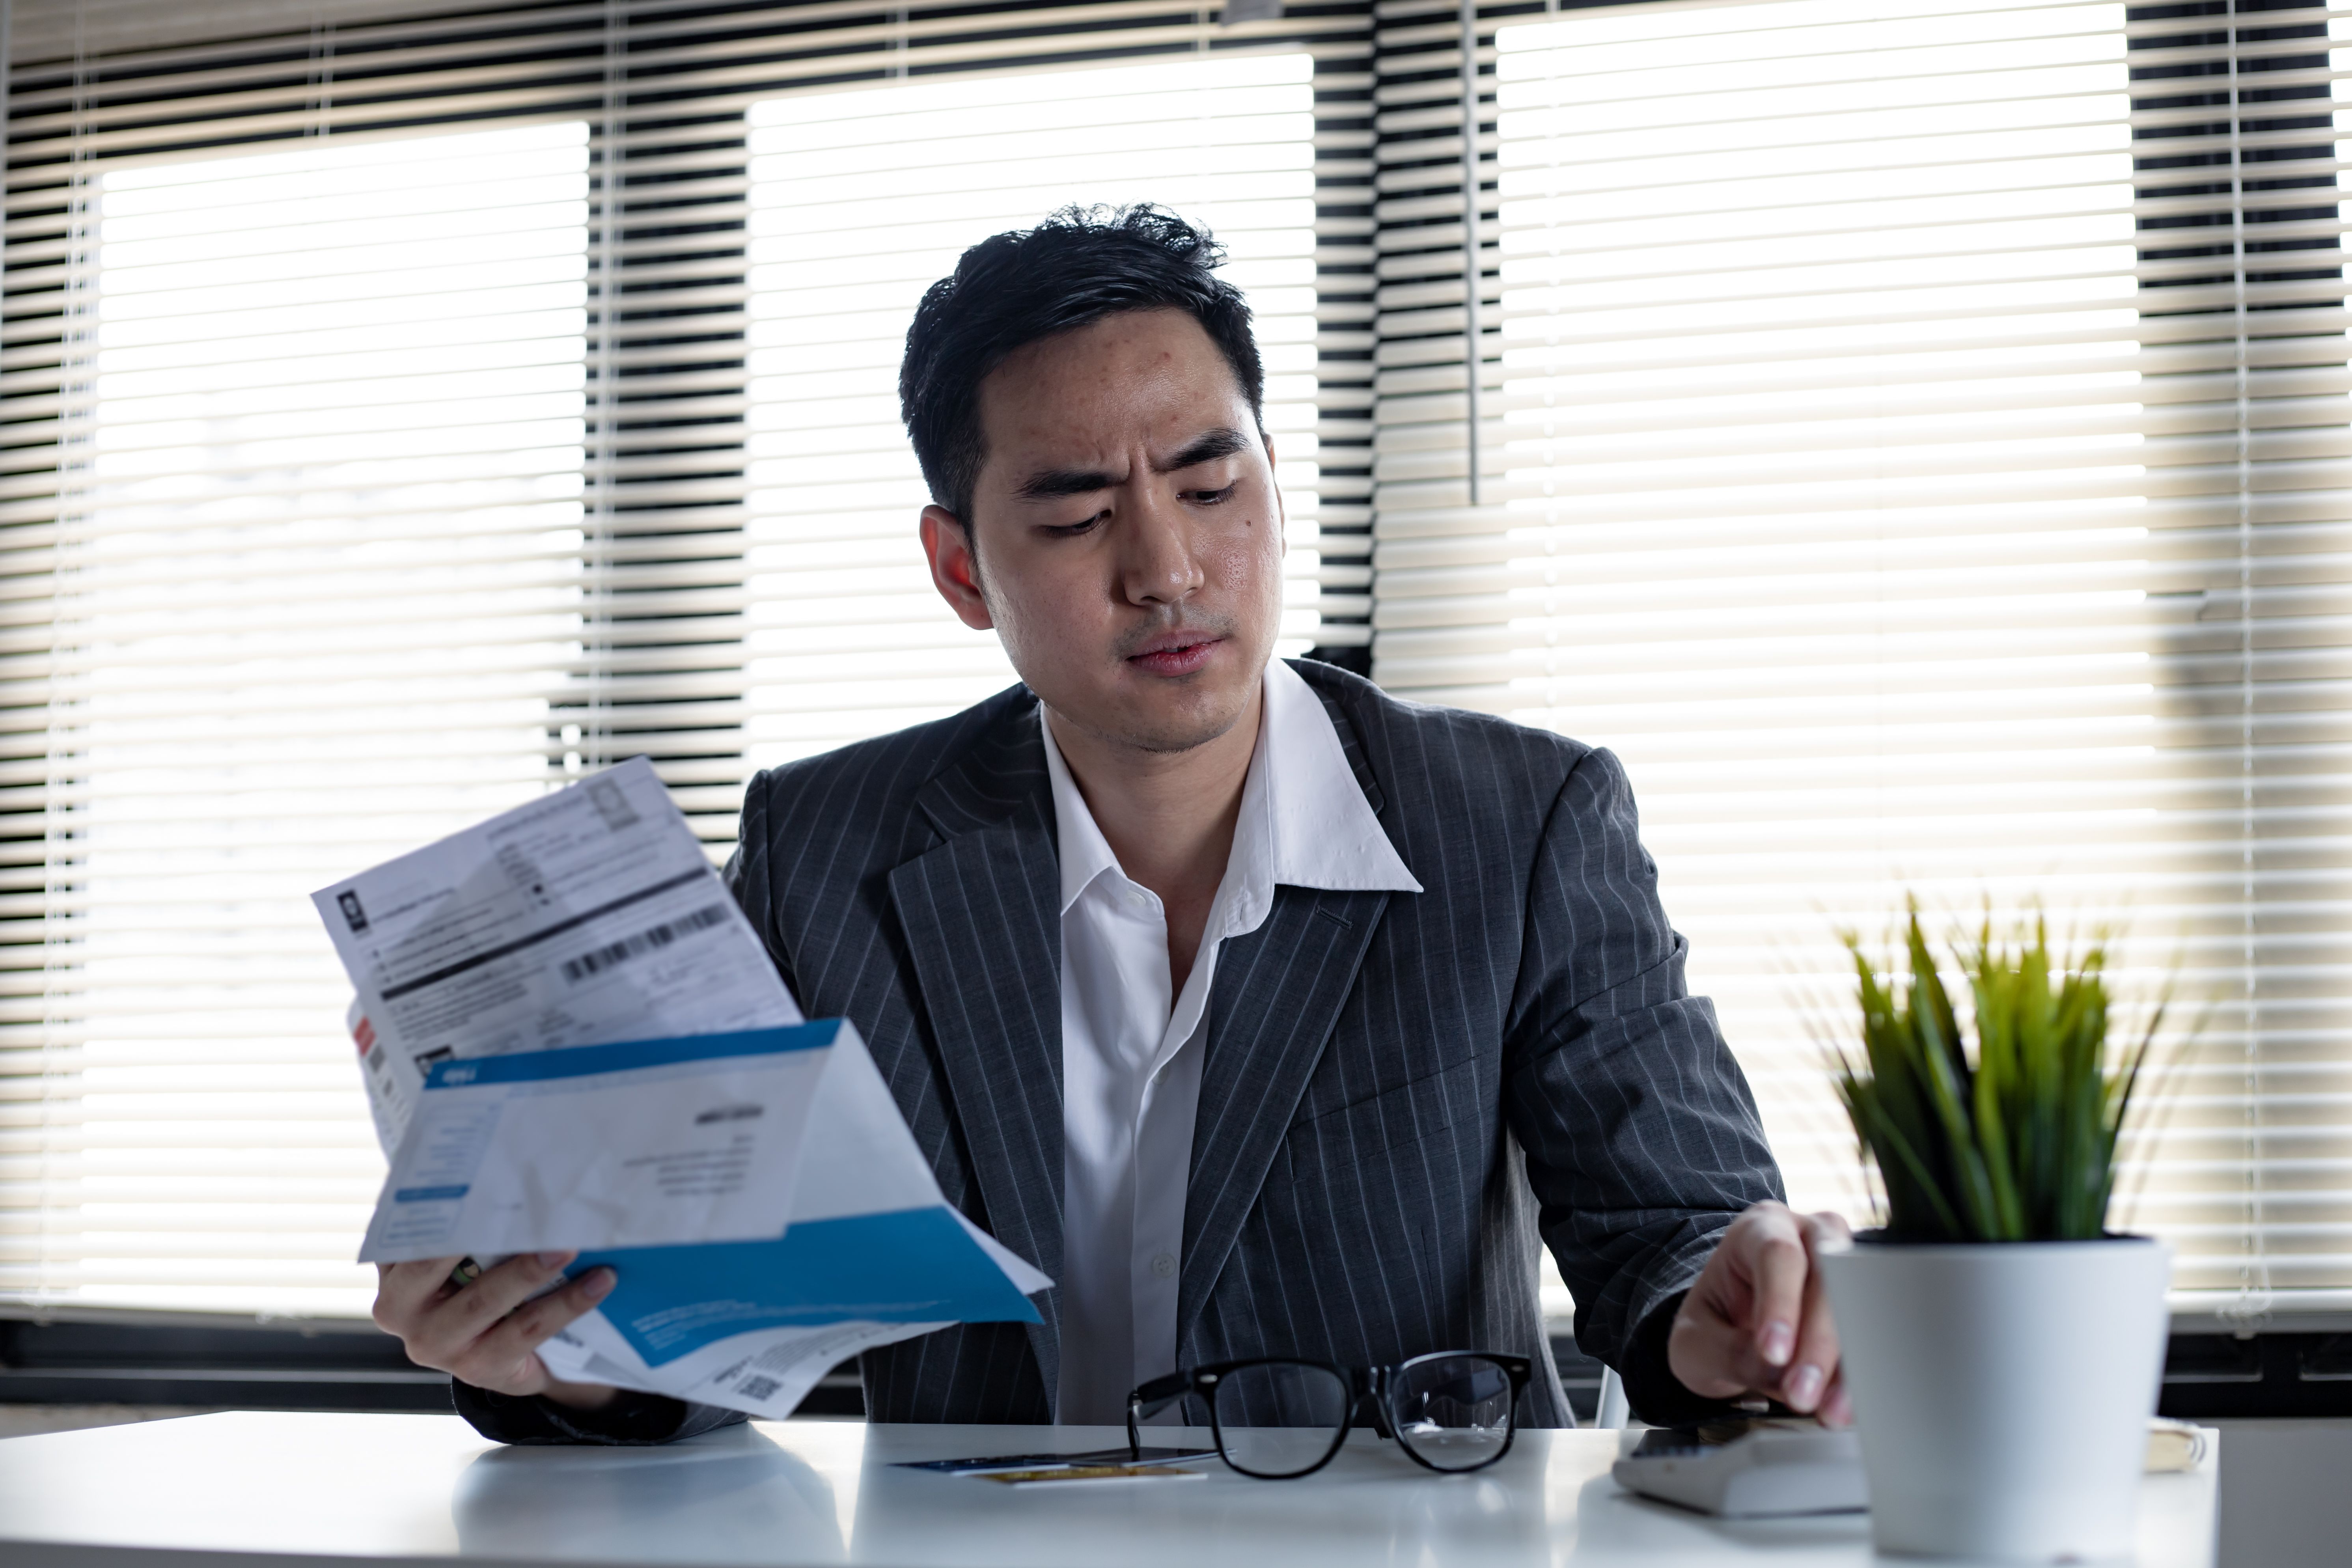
1,0,1370,1319
28,122,592,1313
1365,0,1510,606
1369,0,2352,1316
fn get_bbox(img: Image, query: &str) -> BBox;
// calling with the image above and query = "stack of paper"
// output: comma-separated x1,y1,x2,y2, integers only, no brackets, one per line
315,759,1048,1418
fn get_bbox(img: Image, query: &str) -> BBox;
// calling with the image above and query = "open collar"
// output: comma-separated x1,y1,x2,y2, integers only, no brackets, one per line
1041,657,1422,921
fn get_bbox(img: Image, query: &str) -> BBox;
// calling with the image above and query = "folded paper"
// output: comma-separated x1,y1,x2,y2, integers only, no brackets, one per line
317,760,1050,1419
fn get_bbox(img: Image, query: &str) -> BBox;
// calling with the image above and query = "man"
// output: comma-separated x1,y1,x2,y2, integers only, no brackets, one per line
375,206,1851,1443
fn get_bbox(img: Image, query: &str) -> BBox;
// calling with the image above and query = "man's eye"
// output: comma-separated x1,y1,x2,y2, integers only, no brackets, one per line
1044,511,1106,538
1187,483,1238,505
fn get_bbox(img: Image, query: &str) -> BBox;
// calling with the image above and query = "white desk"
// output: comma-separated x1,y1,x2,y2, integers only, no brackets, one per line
0,1411,2217,1568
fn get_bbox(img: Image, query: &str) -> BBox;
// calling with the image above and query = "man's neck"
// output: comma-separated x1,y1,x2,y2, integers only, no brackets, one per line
1046,681,1263,996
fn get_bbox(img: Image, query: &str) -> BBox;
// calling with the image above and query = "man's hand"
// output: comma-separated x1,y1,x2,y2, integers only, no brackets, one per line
1667,1201,1852,1425
373,1251,620,1412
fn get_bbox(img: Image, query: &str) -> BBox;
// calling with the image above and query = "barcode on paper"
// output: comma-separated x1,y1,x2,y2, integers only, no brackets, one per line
561,903,731,984
736,1375,782,1402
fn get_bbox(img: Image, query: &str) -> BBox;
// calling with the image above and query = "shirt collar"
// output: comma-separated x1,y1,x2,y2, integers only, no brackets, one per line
1258,656,1422,896
1042,710,1125,915
1040,658,1422,919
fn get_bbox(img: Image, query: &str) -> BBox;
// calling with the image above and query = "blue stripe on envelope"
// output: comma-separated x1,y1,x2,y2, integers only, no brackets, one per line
420,1021,838,1091
570,1204,1043,1366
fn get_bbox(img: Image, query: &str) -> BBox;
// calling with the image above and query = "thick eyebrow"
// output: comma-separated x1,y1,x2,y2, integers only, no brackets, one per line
1156,427,1252,474
1014,466,1118,501
1011,427,1253,502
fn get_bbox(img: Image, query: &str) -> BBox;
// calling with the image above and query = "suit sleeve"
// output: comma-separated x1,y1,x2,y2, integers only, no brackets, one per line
1497,746,1787,1424
449,1379,748,1445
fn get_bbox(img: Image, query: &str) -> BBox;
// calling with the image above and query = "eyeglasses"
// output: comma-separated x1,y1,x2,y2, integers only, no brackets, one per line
1125,1352,1534,1480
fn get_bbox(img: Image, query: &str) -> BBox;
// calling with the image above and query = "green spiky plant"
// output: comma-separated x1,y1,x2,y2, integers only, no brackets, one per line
1836,908,2161,1242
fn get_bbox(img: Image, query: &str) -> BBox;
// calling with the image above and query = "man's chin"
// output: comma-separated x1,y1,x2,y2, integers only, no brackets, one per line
1057,672,1259,758
1108,700,1252,756
1117,719,1246,756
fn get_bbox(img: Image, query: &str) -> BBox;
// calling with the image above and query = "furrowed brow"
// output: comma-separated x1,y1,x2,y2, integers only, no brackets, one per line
1011,428,1250,499
1155,427,1252,473
1014,467,1119,501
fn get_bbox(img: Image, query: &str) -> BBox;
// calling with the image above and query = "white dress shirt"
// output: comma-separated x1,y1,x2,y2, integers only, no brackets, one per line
1043,657,1423,1424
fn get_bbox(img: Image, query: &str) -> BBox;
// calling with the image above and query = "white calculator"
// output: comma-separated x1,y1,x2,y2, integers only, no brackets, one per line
1610,1418,1869,1518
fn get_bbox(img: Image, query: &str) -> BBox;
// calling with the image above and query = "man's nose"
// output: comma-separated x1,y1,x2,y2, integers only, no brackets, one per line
1117,485,1206,606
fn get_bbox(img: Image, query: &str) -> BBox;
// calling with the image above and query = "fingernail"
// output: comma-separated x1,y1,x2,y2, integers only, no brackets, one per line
1760,1321,1795,1366
537,1250,573,1269
584,1268,616,1298
1787,1364,1824,1409
1823,1388,1852,1428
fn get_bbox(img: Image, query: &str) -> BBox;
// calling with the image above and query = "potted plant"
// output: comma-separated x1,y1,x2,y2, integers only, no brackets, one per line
1816,909,2170,1562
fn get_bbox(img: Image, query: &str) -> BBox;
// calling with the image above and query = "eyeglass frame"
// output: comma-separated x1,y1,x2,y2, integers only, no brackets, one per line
1125,1351,1535,1480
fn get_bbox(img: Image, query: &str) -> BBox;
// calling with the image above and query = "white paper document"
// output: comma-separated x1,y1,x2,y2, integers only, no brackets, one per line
315,761,1050,1419
346,999,416,1155
317,757,800,1072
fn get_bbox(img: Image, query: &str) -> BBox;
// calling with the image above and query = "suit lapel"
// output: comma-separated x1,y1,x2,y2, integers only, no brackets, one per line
888,698,1067,1409
1177,883,1390,1351
1302,667,1387,817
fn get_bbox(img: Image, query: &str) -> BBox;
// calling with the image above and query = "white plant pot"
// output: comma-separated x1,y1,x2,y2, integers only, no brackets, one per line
1817,1235,2171,1562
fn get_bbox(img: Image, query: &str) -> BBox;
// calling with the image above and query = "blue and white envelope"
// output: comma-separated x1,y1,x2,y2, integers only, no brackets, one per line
359,1018,1046,1327
359,1024,835,1263
559,1017,1045,1364
356,1014,1049,1417
530,1014,1049,1416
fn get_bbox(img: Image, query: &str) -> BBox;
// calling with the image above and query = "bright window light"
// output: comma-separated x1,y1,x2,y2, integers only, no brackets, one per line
744,52,1321,769
34,121,590,1314
1496,4,2170,1237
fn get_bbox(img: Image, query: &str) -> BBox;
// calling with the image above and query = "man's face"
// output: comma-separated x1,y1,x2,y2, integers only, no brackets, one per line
919,308,1285,757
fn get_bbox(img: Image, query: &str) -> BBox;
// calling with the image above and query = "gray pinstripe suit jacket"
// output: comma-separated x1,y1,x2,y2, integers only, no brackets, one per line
453,659,1783,1441
731,658,1781,1428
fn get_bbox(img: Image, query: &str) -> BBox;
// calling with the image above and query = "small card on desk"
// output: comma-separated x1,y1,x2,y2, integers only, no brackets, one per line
973,1464,1205,1487
898,1445,1215,1485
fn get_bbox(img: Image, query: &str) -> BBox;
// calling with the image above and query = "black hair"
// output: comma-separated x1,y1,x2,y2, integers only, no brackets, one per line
897,203,1266,535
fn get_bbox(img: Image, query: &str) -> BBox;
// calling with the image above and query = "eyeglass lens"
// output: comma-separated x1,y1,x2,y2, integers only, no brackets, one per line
1388,1355,1516,1471
1207,1361,1352,1478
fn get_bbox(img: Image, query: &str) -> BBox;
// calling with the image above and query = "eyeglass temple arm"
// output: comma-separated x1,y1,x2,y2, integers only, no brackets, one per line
1125,1372,1192,1461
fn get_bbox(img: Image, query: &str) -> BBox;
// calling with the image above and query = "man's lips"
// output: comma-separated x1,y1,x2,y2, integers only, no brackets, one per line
1125,636,1223,678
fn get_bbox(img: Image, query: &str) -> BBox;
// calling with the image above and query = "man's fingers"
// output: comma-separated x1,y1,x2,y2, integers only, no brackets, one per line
462,1268,617,1383
1667,1300,1763,1399
430,1251,576,1346
1738,1206,1809,1370
1666,1203,1854,1418
1816,1367,1852,1429
373,1257,469,1331
1777,1212,1846,1415
500,1266,616,1352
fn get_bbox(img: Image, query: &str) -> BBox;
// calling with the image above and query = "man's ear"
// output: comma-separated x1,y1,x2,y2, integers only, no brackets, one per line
920,504,994,631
